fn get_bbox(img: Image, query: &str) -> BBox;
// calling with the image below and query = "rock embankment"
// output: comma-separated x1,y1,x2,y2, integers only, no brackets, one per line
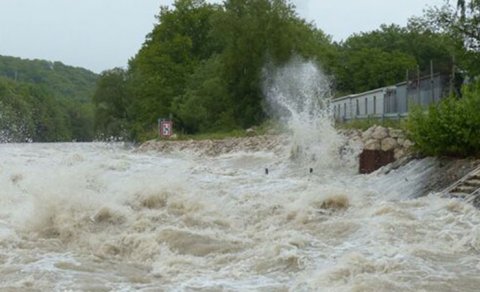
138,125,413,160
137,134,288,156
341,125,414,161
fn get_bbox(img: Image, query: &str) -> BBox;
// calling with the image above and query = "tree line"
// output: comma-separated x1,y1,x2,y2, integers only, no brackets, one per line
2,0,477,145
0,55,97,142
93,0,479,141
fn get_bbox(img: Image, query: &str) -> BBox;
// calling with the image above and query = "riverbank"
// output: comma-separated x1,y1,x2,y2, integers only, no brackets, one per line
138,134,288,156
139,125,480,201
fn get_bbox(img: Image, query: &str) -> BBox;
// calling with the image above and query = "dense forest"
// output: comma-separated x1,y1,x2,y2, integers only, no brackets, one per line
0,55,97,142
93,0,479,141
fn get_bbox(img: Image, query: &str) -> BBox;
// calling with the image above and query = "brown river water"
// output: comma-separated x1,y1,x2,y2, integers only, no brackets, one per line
0,140,479,291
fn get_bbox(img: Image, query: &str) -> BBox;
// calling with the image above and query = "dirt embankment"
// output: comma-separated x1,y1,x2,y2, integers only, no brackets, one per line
137,134,289,156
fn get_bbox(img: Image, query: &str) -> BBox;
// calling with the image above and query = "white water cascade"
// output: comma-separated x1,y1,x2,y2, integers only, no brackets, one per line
0,60,479,291
262,58,361,174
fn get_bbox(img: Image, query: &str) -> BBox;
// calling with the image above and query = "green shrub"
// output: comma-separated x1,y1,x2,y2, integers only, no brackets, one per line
337,117,407,131
407,80,480,157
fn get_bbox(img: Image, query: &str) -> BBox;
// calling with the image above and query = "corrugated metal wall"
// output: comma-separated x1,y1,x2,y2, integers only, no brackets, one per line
333,74,449,121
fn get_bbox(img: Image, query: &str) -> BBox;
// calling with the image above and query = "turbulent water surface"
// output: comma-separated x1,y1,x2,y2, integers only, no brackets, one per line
1,60,480,291
1,141,480,291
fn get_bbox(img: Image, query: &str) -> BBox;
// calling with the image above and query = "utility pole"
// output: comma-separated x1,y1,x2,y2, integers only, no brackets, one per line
405,69,409,112
450,55,456,96
430,60,434,103
417,65,420,105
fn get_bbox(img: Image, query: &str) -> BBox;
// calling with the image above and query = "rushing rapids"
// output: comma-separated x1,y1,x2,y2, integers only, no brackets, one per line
1,141,480,291
1,60,479,291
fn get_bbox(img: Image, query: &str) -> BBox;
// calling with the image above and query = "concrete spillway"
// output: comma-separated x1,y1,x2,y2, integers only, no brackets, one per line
443,165,480,207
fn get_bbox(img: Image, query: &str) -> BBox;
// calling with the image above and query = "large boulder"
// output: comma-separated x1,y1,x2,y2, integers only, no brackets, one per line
403,139,414,149
362,127,375,141
394,148,405,160
381,137,398,152
364,139,381,150
372,126,389,140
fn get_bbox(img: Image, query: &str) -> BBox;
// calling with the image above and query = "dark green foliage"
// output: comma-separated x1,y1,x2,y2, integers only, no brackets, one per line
335,47,417,93
407,80,480,157
213,0,332,128
88,0,478,142
120,0,336,139
92,68,129,138
172,56,236,133
409,1,480,77
405,0,480,157
126,0,222,139
0,77,72,142
0,55,97,103
456,0,480,51
66,102,95,142
0,55,97,142
334,24,456,94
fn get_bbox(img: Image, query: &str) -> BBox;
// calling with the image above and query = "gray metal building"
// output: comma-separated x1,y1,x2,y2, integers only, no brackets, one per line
332,74,450,121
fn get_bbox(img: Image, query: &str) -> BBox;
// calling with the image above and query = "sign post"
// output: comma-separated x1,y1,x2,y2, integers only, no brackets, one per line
158,118,173,138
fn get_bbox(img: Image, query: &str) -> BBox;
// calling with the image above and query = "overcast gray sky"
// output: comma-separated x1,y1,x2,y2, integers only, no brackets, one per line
0,0,447,73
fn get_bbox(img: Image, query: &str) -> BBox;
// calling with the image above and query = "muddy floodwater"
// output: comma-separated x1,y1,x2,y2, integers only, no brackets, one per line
1,141,480,291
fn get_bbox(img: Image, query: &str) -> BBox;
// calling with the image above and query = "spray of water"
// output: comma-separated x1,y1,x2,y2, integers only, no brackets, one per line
263,57,358,171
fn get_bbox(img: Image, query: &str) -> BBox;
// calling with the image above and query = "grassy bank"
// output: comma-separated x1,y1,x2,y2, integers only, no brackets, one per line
335,118,407,131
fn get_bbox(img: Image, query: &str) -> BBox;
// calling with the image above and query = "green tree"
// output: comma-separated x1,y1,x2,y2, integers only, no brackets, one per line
456,0,480,50
0,55,98,141
127,0,223,139
335,47,416,93
334,24,457,94
213,0,333,128
122,0,335,139
172,55,235,133
0,77,73,142
408,1,480,77
93,68,129,138
65,101,94,141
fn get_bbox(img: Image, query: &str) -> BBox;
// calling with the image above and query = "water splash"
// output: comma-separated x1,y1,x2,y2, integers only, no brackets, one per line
263,57,357,171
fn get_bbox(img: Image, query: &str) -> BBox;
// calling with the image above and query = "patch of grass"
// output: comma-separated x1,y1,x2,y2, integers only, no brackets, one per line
174,129,248,141
336,117,407,131
254,119,288,135
135,126,249,142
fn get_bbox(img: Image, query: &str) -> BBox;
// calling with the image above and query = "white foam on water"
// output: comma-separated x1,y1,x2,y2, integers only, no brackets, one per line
263,57,361,176
1,141,480,291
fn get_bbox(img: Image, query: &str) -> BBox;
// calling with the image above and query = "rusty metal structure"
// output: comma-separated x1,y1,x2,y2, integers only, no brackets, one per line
359,149,395,174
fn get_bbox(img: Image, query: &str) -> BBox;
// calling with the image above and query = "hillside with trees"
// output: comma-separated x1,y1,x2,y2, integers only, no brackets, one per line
0,55,97,142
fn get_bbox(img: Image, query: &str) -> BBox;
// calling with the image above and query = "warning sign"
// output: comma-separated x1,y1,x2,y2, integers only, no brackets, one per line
159,120,173,138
